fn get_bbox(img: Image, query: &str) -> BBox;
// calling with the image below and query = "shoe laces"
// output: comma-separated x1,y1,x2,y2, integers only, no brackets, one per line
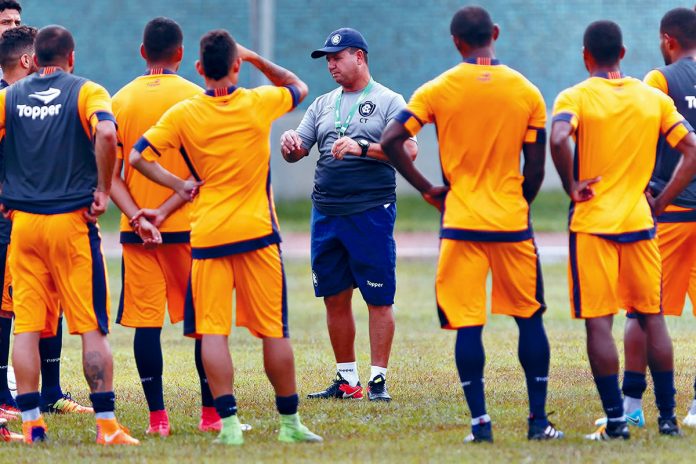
368,375,386,393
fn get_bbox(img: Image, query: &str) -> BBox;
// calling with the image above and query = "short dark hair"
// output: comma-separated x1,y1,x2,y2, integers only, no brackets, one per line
0,1,21,13
661,8,696,50
450,6,494,47
199,29,237,80
347,46,368,64
143,17,183,62
0,24,36,69
34,25,74,66
583,20,623,66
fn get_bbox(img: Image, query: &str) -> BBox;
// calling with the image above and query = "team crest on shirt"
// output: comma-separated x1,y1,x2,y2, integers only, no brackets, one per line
358,100,376,117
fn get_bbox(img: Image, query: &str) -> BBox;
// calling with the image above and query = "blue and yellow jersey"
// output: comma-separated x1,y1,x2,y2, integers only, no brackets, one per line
113,69,202,240
137,85,299,258
395,58,546,240
0,67,114,214
552,73,692,238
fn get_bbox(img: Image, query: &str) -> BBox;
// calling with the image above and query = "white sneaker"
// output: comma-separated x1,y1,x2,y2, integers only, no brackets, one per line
683,412,696,427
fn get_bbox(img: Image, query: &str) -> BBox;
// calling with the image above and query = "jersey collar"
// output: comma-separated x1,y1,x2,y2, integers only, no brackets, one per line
39,66,62,77
0,79,8,89
143,68,177,76
593,71,624,79
205,85,237,97
463,57,500,65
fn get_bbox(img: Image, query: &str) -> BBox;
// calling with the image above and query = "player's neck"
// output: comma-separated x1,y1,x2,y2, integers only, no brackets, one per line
590,65,621,77
1,68,26,85
342,72,371,92
460,46,496,61
674,48,696,62
146,61,178,73
204,76,237,90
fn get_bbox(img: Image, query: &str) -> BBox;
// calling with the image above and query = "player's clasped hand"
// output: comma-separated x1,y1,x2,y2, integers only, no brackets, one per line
84,190,109,223
132,216,162,249
570,176,601,202
176,179,203,202
132,208,166,228
280,130,303,155
331,136,360,160
422,185,449,212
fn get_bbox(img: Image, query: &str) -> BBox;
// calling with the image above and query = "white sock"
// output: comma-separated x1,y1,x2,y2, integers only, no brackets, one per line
336,362,359,387
21,407,40,422
95,411,116,420
624,395,642,414
689,399,696,415
471,414,491,425
370,366,387,381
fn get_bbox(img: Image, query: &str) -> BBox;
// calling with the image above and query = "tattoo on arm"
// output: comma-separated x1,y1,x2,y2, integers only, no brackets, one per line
84,351,105,392
252,56,298,87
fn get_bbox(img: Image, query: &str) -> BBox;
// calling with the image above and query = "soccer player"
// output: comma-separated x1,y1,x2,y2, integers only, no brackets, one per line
110,16,221,437
605,7,696,429
550,20,696,440
129,30,321,445
381,6,562,442
0,25,138,445
280,28,417,402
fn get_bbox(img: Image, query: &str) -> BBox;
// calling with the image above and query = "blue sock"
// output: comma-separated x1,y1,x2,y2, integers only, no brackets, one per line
89,391,115,413
16,391,41,420
214,394,237,418
0,316,14,406
622,370,646,399
594,374,624,419
276,394,299,415
40,317,64,408
652,370,676,419
134,327,164,412
195,339,214,408
515,312,549,424
455,326,487,419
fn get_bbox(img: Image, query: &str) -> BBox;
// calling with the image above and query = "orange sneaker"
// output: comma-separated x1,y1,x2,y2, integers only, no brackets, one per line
0,418,23,442
96,418,140,445
146,410,170,437
21,416,48,444
45,393,93,414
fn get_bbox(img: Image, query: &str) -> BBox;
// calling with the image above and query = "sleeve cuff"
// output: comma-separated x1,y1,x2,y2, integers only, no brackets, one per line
133,136,162,159
284,85,300,110
394,109,424,136
665,120,694,148
524,127,546,144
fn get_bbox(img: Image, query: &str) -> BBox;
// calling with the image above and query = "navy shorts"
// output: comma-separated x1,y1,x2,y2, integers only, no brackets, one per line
310,203,396,306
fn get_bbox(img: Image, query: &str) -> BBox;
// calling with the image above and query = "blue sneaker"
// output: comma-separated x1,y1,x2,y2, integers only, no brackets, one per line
464,419,493,443
595,409,645,428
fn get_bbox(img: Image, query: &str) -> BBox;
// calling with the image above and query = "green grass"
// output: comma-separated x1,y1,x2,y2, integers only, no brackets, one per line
2,257,695,462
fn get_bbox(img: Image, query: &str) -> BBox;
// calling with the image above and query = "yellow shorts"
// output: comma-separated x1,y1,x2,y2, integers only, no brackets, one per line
10,210,110,337
435,238,545,328
657,205,696,316
117,243,191,328
184,244,287,339
569,232,661,319
0,243,12,316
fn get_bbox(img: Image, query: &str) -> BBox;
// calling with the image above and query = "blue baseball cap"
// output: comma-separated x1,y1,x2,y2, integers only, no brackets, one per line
311,28,368,59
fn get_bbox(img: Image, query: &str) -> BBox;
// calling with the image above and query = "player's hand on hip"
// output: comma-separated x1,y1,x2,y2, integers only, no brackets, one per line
0,204,12,220
570,177,601,203
132,208,166,228
133,217,162,249
177,179,204,202
423,185,449,212
85,191,109,223
280,130,303,155
331,136,360,160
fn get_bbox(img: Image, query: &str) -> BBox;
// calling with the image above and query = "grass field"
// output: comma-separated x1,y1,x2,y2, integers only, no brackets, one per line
2,256,695,463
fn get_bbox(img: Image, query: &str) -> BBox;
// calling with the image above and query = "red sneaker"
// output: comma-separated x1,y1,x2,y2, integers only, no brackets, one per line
146,410,170,437
198,406,221,432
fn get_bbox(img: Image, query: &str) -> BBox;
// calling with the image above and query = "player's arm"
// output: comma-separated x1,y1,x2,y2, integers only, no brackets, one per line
653,132,696,214
549,121,599,202
133,186,191,228
522,142,545,204
92,119,118,216
237,44,308,104
129,147,200,202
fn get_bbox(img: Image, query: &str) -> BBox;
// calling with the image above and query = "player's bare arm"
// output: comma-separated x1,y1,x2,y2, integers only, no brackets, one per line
237,43,309,103
381,120,447,211
521,142,545,204
331,136,417,162
87,119,118,222
550,120,600,202
652,131,696,214
132,181,192,228
129,148,201,202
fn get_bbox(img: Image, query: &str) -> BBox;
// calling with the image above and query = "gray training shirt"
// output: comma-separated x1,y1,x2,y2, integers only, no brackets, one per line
296,81,408,216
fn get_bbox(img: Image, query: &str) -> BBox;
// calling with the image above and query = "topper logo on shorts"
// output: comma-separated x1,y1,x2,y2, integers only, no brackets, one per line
367,280,383,288
18,88,63,120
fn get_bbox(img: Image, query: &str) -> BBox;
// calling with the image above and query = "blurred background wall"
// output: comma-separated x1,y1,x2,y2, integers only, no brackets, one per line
21,0,687,198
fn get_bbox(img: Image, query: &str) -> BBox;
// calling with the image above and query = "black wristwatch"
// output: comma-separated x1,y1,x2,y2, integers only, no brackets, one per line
356,138,369,157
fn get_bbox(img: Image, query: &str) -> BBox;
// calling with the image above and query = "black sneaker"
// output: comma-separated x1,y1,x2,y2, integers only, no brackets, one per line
464,420,493,443
658,417,683,436
528,415,564,440
367,375,391,402
585,419,630,441
307,372,363,399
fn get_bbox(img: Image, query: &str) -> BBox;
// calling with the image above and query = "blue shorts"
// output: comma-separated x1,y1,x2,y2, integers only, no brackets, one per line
311,203,396,306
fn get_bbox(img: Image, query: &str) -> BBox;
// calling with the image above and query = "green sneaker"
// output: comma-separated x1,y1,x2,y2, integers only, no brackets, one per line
213,415,244,446
278,414,323,443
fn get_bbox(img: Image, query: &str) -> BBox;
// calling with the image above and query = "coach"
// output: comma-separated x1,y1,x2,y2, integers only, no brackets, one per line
280,28,417,402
